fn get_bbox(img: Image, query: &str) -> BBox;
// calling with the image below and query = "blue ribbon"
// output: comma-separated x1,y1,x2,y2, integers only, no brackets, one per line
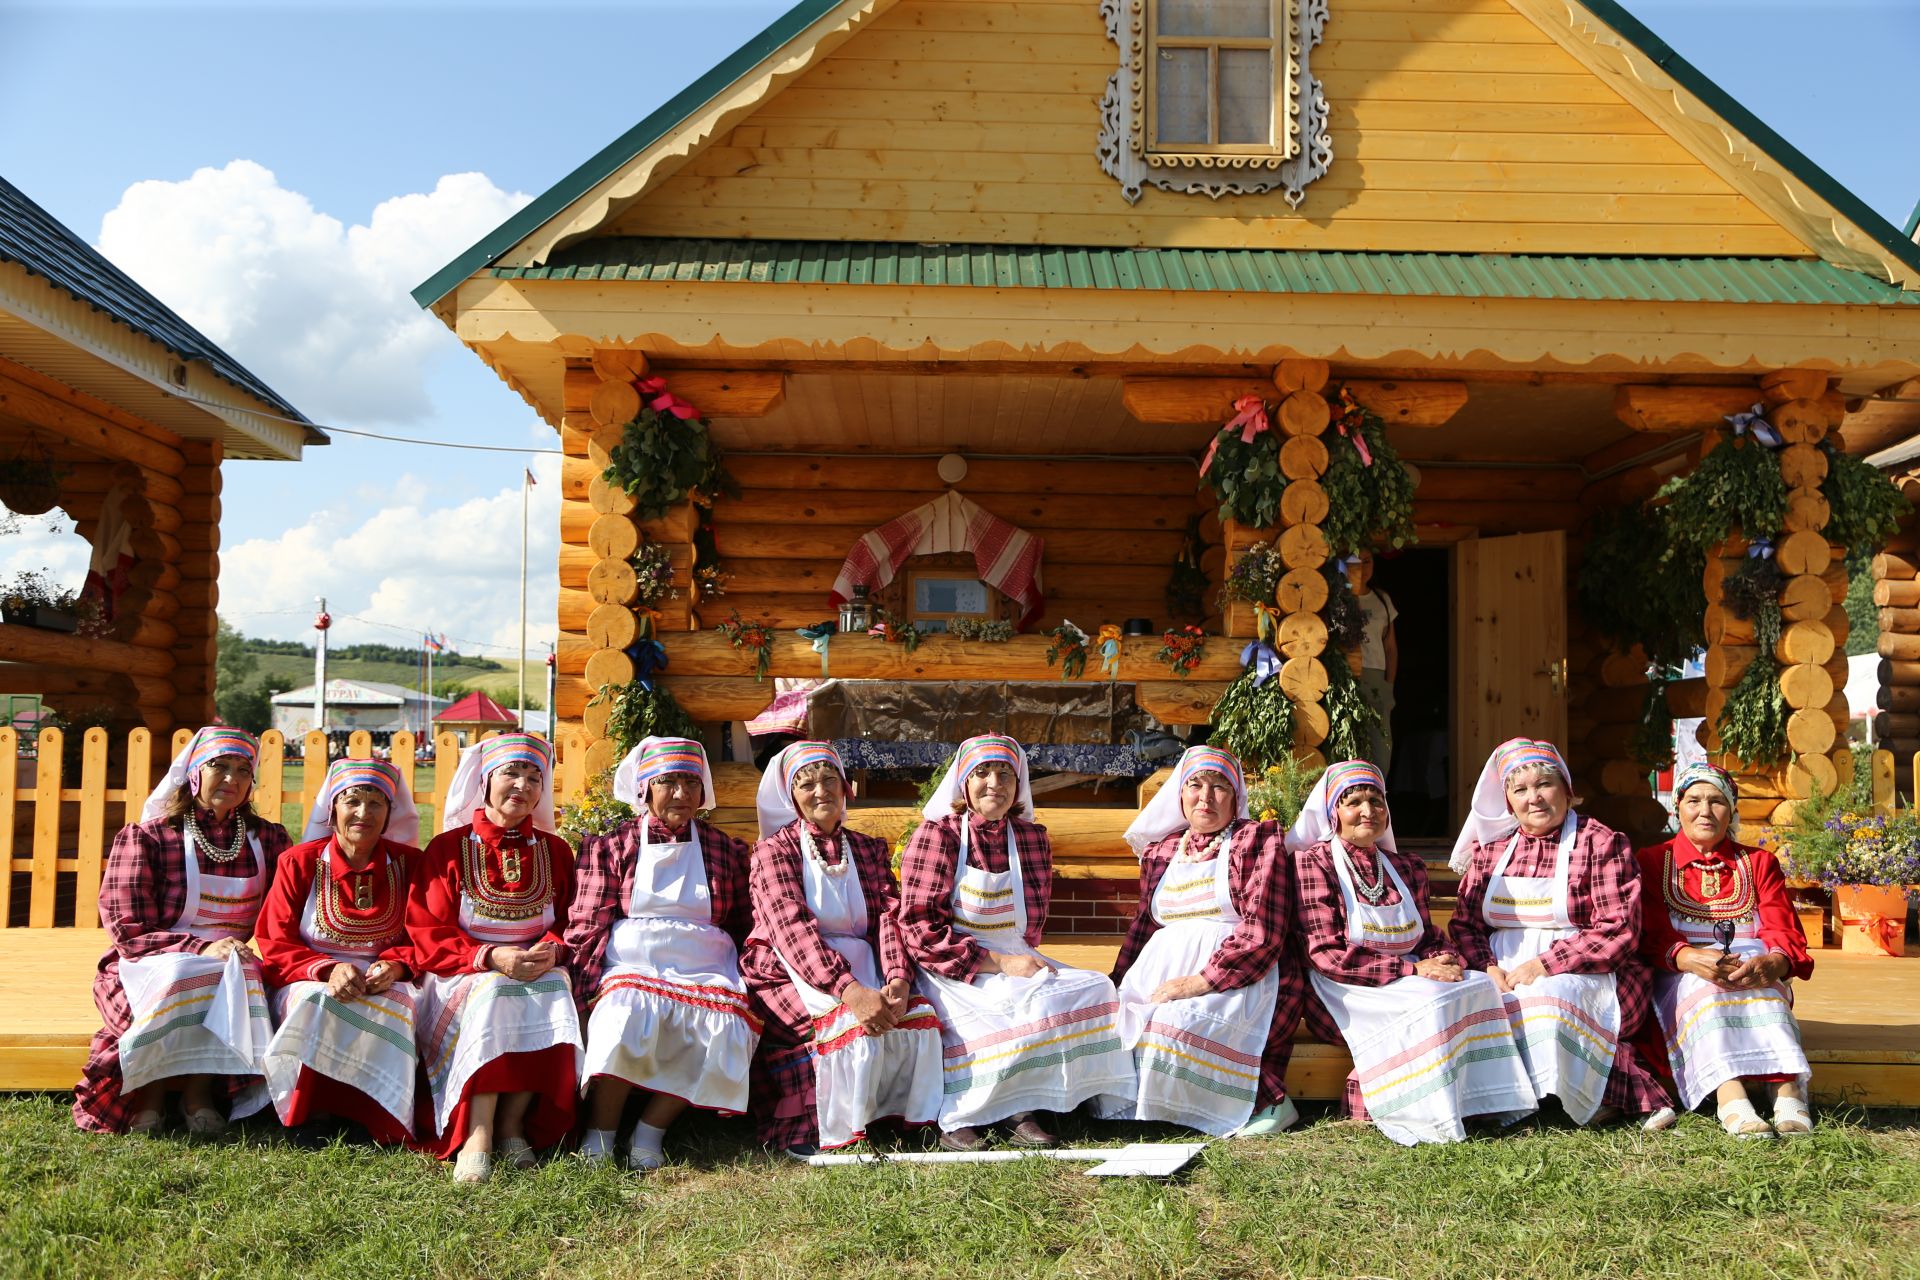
1100,638,1121,680
1727,403,1783,449
1240,641,1282,687
624,639,668,691
796,621,837,676
1748,539,1775,561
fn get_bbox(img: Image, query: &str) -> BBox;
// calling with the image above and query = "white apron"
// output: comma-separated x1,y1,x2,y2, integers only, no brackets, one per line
117,830,272,1120
1307,840,1535,1145
1095,828,1281,1136
1651,855,1810,1111
582,820,759,1112
416,832,583,1137
262,844,418,1132
1482,815,1620,1125
913,817,1133,1129
773,830,942,1149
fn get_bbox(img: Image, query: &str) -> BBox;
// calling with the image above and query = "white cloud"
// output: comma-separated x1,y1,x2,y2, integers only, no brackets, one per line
96,161,529,423
0,514,92,595
218,445,562,660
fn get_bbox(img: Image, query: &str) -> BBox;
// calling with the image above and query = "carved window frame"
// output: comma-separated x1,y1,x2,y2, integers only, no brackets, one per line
1099,0,1332,207
1143,0,1294,163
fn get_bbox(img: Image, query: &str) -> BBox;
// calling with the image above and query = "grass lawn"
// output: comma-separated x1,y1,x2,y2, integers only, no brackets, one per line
4,1097,1917,1279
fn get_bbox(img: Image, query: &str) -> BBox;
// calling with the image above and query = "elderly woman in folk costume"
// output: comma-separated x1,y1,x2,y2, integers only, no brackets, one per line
407,733,582,1182
1448,738,1675,1128
1094,746,1304,1137
1634,763,1813,1137
74,727,291,1136
741,741,943,1157
565,736,758,1171
896,734,1134,1151
255,758,421,1144
1288,760,1536,1144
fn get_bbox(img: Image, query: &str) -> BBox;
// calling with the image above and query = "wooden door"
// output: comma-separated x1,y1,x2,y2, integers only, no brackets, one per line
1452,531,1567,823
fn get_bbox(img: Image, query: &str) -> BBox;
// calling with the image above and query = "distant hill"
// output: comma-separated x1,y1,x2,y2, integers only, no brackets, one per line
248,650,549,711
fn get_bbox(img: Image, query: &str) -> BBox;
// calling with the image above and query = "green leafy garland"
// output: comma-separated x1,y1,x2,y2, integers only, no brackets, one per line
1045,622,1089,680
603,403,740,521
1323,656,1384,765
1822,445,1908,568
1575,505,1706,670
591,680,698,758
1657,436,1787,557
715,609,776,681
1164,515,1210,622
1210,664,1295,771
1321,389,1417,556
1628,669,1679,771
1202,425,1285,528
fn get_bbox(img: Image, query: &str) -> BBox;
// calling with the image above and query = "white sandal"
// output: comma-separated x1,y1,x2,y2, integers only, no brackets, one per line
453,1151,492,1184
499,1137,538,1169
1641,1106,1679,1132
183,1106,227,1137
127,1108,165,1136
1716,1098,1775,1139
1771,1096,1813,1135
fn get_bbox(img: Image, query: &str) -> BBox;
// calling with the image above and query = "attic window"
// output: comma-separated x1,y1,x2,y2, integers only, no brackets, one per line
1098,0,1332,207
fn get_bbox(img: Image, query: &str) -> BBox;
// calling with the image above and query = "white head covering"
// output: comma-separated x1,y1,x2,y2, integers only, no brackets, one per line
755,741,847,839
612,736,717,812
440,733,557,835
140,726,260,824
921,734,1034,821
1285,759,1396,854
1447,737,1573,873
1123,745,1248,856
302,758,420,848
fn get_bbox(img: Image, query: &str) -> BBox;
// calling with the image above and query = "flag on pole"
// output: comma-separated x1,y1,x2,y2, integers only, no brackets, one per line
525,468,537,487
424,633,445,653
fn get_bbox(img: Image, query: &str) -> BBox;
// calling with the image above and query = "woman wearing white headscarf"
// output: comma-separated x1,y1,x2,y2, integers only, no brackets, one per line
407,733,581,1182
740,741,943,1157
1094,746,1303,1137
896,734,1134,1151
565,736,758,1170
1288,759,1535,1144
75,726,290,1136
1634,763,1813,1136
1447,738,1673,1128
255,758,420,1144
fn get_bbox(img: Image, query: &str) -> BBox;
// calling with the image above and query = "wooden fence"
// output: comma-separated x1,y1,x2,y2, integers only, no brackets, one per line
0,726,590,931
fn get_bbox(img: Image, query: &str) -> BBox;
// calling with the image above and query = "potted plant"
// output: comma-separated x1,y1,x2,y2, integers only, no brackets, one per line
1,570,80,632
1776,799,1920,956
0,453,68,517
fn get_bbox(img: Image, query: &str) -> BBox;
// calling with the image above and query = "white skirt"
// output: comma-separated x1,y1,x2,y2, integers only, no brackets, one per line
1093,922,1280,1136
1652,938,1809,1111
264,979,419,1132
1310,969,1535,1145
416,969,583,1136
117,949,271,1120
1489,927,1620,1125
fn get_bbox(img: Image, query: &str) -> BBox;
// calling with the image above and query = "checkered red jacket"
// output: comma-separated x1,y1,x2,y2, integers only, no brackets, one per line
565,815,753,997
1110,818,1294,993
1292,840,1450,986
1449,814,1642,975
896,811,1052,980
744,819,911,996
96,809,290,966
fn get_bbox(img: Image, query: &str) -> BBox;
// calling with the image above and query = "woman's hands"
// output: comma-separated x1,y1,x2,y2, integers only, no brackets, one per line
983,952,1050,979
1413,953,1465,983
1149,974,1213,1004
490,939,558,982
1486,958,1548,992
842,979,908,1034
1677,946,1787,989
203,937,254,961
326,959,407,1001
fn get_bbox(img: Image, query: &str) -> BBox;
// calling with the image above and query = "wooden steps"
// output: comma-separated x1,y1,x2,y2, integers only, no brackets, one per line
4,928,1918,1106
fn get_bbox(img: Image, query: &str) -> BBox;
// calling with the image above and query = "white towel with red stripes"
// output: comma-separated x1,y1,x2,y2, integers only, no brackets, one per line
829,490,1044,626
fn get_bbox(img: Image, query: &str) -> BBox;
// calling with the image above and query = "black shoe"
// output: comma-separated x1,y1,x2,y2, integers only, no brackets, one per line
1006,1114,1059,1149
938,1126,988,1153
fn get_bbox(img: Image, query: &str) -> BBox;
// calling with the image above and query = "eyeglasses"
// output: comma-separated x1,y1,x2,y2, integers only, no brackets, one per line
650,778,702,795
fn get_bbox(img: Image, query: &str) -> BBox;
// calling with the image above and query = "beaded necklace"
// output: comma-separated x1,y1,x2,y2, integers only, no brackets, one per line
1662,843,1757,923
1176,823,1232,863
315,844,405,948
458,828,555,921
184,809,246,865
800,822,850,878
1341,843,1390,904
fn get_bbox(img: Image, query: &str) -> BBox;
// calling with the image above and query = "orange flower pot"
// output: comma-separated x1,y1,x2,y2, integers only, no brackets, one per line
1834,884,1914,957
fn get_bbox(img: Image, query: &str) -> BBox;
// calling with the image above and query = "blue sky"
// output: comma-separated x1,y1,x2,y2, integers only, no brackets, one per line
0,0,1914,660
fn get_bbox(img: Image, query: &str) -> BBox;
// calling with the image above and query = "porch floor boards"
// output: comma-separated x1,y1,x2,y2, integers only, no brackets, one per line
3,930,1917,1107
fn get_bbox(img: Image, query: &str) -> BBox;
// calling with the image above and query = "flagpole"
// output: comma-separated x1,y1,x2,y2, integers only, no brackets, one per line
519,468,529,726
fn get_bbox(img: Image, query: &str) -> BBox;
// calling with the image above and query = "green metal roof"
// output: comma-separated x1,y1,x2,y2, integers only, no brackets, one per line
416,0,1920,309
489,238,1920,306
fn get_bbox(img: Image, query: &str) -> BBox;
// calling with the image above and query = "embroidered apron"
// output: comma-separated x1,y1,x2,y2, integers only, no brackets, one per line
582,820,759,1112
262,843,418,1132
912,818,1132,1129
117,830,272,1119
1307,841,1534,1145
1652,854,1809,1111
1482,815,1620,1125
773,832,942,1149
1094,829,1281,1136
416,832,583,1136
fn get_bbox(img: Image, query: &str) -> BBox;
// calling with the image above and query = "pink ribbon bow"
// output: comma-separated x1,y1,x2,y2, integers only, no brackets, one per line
1201,397,1272,475
1336,411,1374,467
637,375,700,421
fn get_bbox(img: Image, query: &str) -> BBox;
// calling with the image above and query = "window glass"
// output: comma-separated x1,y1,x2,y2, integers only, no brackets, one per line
913,577,989,616
1155,46,1209,145
1158,0,1269,38
1217,48,1272,144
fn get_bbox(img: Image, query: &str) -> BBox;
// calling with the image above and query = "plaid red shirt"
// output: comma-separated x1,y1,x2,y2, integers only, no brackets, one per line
406,817,575,977
1634,836,1813,980
255,837,415,988
95,809,290,967
1110,819,1294,993
743,819,910,997
1293,840,1451,986
1449,814,1642,976
897,812,1053,980
564,815,753,998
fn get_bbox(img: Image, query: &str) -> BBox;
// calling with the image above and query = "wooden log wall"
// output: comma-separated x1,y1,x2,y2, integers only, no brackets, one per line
1873,492,1920,794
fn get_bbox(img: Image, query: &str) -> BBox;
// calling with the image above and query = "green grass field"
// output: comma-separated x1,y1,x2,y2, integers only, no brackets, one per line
247,653,548,710
3,1097,1916,1279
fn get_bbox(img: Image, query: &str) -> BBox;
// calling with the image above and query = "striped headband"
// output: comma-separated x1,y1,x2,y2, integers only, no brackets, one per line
1322,760,1386,817
1177,746,1245,799
1674,762,1738,808
479,732,552,779
780,741,845,792
956,735,1022,779
319,758,401,807
186,726,258,775
632,736,707,787
1494,737,1566,784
